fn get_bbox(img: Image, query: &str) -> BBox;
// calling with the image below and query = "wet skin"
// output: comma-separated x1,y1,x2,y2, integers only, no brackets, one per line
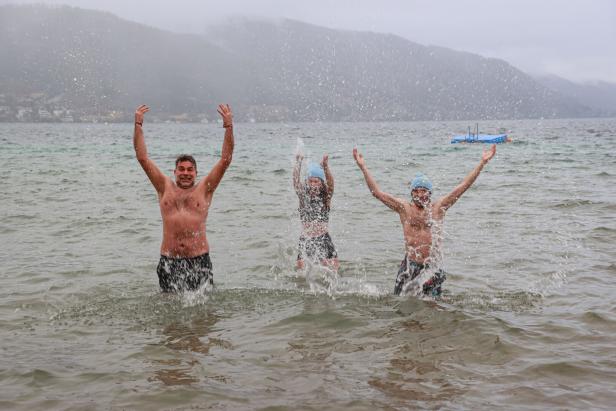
159,161,210,257
353,145,496,265
133,103,234,258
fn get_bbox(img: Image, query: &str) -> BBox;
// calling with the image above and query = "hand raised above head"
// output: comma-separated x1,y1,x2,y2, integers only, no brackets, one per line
482,144,496,163
321,154,329,168
135,104,149,124
217,104,233,128
353,148,365,168
295,153,304,162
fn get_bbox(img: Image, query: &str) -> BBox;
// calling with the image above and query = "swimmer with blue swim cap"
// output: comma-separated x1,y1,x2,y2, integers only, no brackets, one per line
410,173,432,192
409,173,433,208
307,162,326,182
353,144,497,297
293,153,339,271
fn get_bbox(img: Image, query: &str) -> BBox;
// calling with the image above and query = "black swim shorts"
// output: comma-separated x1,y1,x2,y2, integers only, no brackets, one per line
394,256,446,297
297,232,338,261
156,253,213,292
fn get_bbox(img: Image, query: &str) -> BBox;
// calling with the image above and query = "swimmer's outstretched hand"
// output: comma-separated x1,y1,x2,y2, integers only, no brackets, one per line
135,104,149,125
482,144,496,164
295,153,304,163
217,104,233,128
353,148,366,169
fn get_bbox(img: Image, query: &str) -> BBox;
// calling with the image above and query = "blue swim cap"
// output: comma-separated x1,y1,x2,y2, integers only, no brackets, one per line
410,173,432,192
307,163,325,181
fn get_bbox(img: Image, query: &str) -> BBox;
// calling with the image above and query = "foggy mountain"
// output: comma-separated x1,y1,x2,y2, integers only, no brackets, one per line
206,18,596,121
0,5,601,122
0,4,263,120
534,74,616,117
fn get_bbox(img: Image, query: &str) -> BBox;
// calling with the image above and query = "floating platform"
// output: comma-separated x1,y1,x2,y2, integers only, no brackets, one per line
451,124,510,144
451,133,509,144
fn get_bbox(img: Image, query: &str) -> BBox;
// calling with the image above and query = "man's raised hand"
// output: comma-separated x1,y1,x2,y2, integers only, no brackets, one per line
353,148,366,169
217,104,233,128
482,144,496,163
135,105,149,125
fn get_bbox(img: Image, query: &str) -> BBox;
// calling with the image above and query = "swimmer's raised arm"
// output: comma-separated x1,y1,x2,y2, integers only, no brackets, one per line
293,153,303,196
437,144,496,211
133,104,168,195
321,154,334,205
353,148,404,212
203,104,234,194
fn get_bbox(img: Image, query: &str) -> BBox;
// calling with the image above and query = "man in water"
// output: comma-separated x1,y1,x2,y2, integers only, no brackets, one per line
353,145,496,296
293,154,339,271
133,104,234,292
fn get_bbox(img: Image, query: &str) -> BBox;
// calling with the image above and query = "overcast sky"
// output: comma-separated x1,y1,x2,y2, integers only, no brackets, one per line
3,0,615,83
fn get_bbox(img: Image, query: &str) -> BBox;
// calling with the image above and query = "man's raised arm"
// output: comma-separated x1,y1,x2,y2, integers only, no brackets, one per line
203,104,234,193
437,144,496,211
353,148,403,212
133,105,167,194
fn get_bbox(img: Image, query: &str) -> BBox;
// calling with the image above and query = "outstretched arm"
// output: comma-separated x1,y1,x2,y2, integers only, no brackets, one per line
437,144,496,211
203,104,234,193
353,148,404,212
321,154,334,206
293,154,304,196
133,105,167,194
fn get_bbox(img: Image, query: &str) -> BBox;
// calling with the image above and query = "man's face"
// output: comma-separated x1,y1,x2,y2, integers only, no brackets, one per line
307,177,323,196
174,161,197,189
411,187,431,207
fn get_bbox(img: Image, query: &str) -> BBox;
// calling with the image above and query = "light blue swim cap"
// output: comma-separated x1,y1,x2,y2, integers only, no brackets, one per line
307,162,325,181
410,173,432,192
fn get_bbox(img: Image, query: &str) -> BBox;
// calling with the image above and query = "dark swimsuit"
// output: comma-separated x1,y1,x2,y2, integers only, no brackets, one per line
297,192,337,261
394,256,446,296
156,253,213,292
298,233,338,260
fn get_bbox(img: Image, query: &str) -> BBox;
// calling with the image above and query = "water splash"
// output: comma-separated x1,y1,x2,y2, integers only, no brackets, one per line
528,269,568,297
294,137,305,159
301,258,340,297
180,281,214,307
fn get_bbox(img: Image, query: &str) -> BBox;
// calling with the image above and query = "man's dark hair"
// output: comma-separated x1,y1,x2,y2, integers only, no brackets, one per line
175,154,197,170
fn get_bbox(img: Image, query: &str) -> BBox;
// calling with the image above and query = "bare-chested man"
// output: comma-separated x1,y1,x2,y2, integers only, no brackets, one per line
353,145,496,296
133,104,234,292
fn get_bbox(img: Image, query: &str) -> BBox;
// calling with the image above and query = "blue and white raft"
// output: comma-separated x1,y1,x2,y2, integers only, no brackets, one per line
451,124,509,144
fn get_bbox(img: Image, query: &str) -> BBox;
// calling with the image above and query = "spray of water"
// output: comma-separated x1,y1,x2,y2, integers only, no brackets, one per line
180,281,213,307
294,137,305,160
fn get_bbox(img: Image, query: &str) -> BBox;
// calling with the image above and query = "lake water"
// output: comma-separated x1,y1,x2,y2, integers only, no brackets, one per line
1,119,615,410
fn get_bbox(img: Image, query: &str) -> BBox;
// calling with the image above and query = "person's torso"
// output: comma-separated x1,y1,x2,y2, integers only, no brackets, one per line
399,202,443,263
159,182,211,257
299,192,330,237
